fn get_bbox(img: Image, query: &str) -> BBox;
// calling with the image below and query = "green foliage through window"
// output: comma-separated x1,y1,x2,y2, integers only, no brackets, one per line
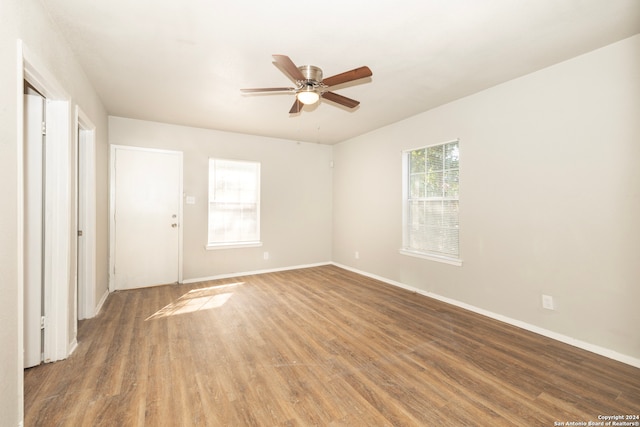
404,140,459,258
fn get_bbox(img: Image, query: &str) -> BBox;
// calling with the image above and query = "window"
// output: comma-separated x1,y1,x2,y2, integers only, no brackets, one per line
401,140,461,265
207,158,261,248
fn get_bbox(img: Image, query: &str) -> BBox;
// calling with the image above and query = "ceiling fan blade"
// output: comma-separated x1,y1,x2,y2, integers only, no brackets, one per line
322,91,360,108
273,54,306,82
289,98,303,114
322,66,372,88
241,87,294,93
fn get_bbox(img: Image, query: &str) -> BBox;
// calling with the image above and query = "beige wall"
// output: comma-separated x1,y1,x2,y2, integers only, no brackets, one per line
333,35,640,361
109,117,333,280
0,0,108,423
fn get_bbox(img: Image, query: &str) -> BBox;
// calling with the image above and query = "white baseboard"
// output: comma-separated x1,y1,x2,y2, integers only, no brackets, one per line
68,338,78,356
94,289,109,316
182,262,332,284
332,262,640,369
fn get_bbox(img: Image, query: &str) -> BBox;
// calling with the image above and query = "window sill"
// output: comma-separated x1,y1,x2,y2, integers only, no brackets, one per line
399,249,463,266
206,241,263,250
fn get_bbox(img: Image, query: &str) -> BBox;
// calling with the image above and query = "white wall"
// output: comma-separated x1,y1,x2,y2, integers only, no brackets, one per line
333,35,640,362
109,117,333,281
0,0,108,423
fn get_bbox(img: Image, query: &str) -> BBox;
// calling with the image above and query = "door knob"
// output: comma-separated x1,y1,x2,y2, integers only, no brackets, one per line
171,223,178,228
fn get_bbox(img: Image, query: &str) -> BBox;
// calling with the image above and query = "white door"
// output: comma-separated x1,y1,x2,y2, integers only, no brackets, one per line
112,146,182,290
24,93,44,368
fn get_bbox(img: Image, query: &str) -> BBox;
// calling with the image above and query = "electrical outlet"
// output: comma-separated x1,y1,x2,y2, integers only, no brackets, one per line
355,251,360,259
263,251,269,260
542,294,554,310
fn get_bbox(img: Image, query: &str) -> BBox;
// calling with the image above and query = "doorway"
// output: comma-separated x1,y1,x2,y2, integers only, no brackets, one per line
75,107,97,322
20,40,73,373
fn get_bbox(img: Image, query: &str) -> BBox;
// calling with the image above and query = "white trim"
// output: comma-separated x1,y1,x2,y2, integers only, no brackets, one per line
18,39,74,424
405,138,461,153
401,139,461,264
16,40,26,427
108,146,115,292
20,40,72,366
68,338,78,356
75,107,97,319
332,262,640,369
206,241,263,250
109,145,184,291
182,262,331,284
21,44,70,100
399,248,463,266
176,151,184,285
95,290,109,316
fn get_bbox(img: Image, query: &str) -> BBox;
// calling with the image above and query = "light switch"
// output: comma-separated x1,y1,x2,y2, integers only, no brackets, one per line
186,196,196,205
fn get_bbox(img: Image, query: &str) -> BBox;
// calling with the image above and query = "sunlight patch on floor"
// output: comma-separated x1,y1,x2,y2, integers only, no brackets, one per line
145,282,244,320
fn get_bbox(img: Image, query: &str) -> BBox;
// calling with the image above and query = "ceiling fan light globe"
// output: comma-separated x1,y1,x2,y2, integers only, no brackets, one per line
297,91,320,105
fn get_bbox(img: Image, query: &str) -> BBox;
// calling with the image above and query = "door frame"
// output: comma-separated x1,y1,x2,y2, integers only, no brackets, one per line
18,40,73,362
109,145,184,291
75,106,97,321
17,39,74,420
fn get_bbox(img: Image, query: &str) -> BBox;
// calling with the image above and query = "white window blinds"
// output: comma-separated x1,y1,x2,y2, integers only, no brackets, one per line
403,140,460,261
208,158,260,246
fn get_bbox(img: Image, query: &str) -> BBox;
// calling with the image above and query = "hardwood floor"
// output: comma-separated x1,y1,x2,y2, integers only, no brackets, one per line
25,265,640,426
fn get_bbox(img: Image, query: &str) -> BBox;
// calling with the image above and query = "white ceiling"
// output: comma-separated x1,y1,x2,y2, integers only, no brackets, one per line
42,0,640,144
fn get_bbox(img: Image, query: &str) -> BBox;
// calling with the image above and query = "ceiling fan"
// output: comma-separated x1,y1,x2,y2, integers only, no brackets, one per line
241,54,373,114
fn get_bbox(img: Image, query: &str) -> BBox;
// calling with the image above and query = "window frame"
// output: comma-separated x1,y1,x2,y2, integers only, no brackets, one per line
206,157,262,250
400,139,462,266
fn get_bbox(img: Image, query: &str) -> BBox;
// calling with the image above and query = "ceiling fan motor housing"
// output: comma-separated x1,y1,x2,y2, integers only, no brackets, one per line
298,65,323,85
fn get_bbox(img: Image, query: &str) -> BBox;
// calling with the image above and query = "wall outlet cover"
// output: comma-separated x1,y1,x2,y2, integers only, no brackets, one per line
542,294,555,310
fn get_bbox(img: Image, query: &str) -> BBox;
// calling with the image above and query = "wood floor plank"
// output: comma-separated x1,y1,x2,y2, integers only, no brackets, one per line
24,265,640,425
